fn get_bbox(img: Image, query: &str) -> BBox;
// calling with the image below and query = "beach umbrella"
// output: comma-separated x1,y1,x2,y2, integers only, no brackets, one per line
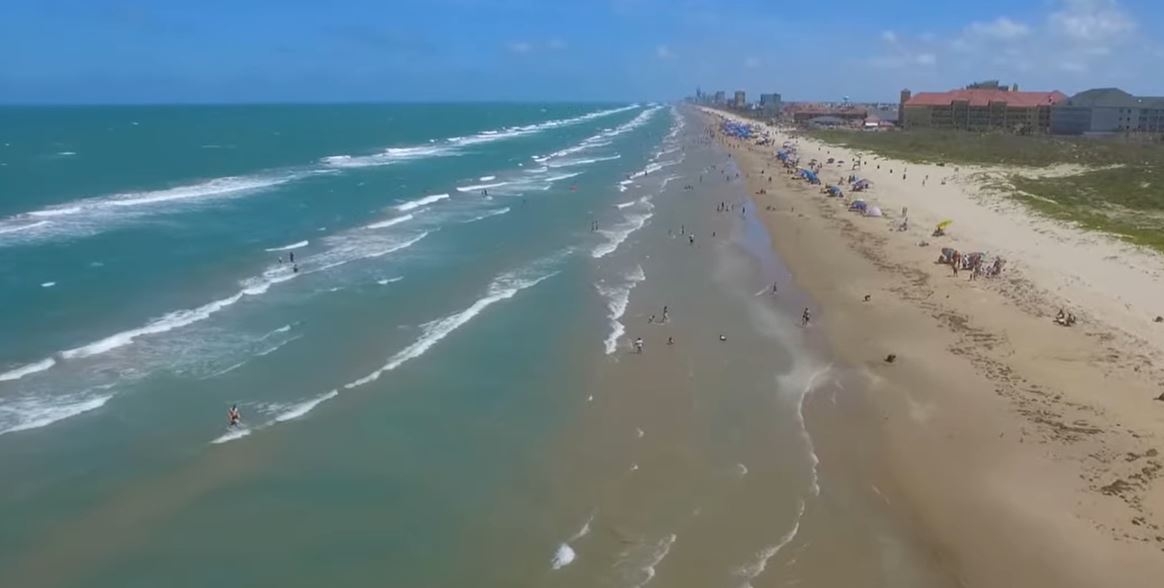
937,219,953,229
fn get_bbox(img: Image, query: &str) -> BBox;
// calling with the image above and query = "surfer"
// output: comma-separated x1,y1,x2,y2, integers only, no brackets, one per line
228,404,241,427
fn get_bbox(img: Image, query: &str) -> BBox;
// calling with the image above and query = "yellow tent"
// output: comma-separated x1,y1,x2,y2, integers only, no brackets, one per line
937,219,953,229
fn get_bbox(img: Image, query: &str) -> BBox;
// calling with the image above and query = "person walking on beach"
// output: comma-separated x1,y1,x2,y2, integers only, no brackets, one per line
802,307,812,327
771,281,778,294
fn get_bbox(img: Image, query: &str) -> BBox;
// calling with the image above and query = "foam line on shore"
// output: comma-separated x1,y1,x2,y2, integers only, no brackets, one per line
551,511,596,570
595,264,646,354
0,393,112,437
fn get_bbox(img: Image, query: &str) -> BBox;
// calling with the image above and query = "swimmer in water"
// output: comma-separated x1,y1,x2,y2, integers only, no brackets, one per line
228,404,241,427
292,264,299,273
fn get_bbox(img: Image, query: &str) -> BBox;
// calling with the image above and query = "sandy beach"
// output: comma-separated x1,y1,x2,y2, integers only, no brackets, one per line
705,107,1164,586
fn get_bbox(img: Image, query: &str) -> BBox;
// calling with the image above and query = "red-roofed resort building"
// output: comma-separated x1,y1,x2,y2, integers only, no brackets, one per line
899,87,1067,133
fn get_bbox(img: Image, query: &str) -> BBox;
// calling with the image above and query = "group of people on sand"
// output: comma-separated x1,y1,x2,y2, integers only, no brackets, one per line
1054,309,1078,327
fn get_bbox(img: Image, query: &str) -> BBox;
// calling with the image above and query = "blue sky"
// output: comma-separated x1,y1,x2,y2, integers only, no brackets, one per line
2,0,1162,103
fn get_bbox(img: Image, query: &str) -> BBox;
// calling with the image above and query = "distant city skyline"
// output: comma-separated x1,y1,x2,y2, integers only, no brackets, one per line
2,0,1162,104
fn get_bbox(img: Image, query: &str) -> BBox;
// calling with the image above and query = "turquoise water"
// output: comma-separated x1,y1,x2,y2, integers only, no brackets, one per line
0,103,677,585
0,104,953,588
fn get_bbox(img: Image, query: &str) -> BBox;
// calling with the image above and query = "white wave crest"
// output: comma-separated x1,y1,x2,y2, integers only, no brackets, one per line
265,240,309,252
595,265,646,354
365,214,414,229
0,393,112,437
0,358,57,382
395,193,449,212
592,199,654,259
462,207,510,224
344,262,560,389
455,182,508,193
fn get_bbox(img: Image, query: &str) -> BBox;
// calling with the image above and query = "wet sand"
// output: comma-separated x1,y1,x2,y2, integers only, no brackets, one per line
532,115,958,587
709,108,1164,587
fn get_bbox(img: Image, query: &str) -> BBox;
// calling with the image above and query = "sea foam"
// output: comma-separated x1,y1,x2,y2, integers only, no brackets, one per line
265,240,309,252
0,358,57,382
344,259,561,389
395,194,449,212
0,393,112,437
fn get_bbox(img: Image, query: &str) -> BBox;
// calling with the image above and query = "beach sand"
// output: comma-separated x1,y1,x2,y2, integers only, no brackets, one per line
526,120,960,588
706,107,1164,586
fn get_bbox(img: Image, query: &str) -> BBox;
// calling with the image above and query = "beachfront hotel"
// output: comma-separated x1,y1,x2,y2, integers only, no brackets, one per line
899,87,1067,133
1050,87,1164,135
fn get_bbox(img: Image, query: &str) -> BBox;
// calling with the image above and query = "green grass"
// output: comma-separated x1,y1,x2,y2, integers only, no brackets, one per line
808,129,1164,253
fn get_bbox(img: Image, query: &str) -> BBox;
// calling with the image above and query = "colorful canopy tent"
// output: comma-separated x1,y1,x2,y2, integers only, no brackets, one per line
937,219,953,230
720,121,758,139
826,185,844,197
852,178,872,191
849,199,868,212
799,169,820,184
865,206,883,217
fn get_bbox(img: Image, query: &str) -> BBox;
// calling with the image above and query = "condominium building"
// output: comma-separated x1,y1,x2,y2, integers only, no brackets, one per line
900,88,1067,133
1050,88,1164,135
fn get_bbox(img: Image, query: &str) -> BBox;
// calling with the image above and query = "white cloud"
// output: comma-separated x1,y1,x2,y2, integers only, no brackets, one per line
656,44,673,59
744,56,761,68
967,17,1031,40
506,41,532,54
881,30,898,43
1050,0,1135,44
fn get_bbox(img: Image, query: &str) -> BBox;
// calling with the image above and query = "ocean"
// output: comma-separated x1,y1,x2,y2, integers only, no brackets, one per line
0,103,950,587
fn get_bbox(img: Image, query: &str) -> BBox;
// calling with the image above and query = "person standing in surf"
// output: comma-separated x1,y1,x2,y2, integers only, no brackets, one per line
228,404,241,427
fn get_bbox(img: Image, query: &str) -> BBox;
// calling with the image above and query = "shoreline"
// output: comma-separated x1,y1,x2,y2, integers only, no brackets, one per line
704,107,1164,587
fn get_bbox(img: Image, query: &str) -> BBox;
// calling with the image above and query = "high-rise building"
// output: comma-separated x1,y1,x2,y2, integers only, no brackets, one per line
759,93,782,113
713,91,726,105
733,91,746,108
